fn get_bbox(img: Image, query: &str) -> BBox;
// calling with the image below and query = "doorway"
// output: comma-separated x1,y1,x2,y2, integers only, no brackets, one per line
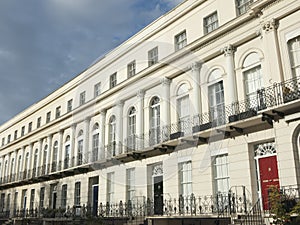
153,176,163,215
52,192,57,209
258,155,280,210
92,185,99,216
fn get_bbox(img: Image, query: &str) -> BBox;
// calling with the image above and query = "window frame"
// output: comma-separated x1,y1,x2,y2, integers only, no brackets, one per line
148,47,158,67
46,112,51,123
67,99,73,112
178,161,192,197
213,154,230,195
110,73,117,89
204,11,219,34
79,91,86,106
127,60,136,78
55,106,61,119
175,30,187,51
236,0,253,15
74,182,81,206
94,82,101,97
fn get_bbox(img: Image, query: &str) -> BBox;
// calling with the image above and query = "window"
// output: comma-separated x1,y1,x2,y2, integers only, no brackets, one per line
7,135,11,144
21,126,25,136
1,138,5,146
204,12,219,34
46,112,51,123
126,168,135,201
177,84,190,134
25,153,29,178
10,158,14,181
77,131,83,166
67,99,73,112
6,194,10,213
52,141,58,172
13,192,18,214
80,91,86,106
42,145,48,175
288,36,300,77
128,107,137,151
40,187,45,209
64,136,70,169
213,154,230,194
37,117,41,128
179,161,192,197
30,189,35,210
94,82,101,97
33,149,39,177
109,116,117,157
110,73,117,88
208,69,225,126
74,182,81,206
107,172,114,203
150,97,161,145
17,156,21,180
148,47,158,66
175,30,187,51
14,130,18,140
56,106,61,119
127,61,136,77
61,184,67,209
92,124,99,162
236,0,253,15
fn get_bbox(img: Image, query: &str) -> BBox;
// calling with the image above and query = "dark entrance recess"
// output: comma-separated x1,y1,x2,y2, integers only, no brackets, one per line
154,176,163,215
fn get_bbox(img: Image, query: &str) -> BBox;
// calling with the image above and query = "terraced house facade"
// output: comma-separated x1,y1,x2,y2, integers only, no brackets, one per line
0,0,299,224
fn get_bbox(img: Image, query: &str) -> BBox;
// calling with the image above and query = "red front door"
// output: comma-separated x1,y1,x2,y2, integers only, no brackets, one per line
259,155,280,210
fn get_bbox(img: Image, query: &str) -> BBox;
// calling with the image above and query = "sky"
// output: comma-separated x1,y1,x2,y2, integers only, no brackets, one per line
0,0,183,125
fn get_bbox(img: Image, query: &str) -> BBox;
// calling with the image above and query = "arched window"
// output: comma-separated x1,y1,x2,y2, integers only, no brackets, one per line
33,149,39,177
288,36,300,77
10,158,14,182
52,141,58,172
208,69,225,126
242,52,262,99
149,97,161,145
64,136,70,169
92,123,100,162
42,145,48,175
109,116,116,157
4,160,8,182
177,84,190,133
25,152,29,178
77,130,84,166
128,107,137,151
17,155,21,180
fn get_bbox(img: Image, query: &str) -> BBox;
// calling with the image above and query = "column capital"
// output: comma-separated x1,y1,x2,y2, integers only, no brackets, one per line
100,109,107,116
261,19,279,33
189,62,202,71
116,100,124,107
137,89,145,98
221,44,235,57
160,77,171,86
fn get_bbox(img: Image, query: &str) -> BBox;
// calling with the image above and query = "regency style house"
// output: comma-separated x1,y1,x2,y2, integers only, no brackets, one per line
0,0,299,224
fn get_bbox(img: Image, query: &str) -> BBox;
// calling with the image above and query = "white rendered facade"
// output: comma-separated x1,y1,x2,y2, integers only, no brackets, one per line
0,0,300,222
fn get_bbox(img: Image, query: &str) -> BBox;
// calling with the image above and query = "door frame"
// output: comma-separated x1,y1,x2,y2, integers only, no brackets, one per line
92,184,99,216
254,153,279,210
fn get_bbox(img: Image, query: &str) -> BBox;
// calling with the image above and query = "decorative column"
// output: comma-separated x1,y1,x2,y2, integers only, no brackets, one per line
137,90,145,148
190,62,202,115
46,134,53,174
222,44,238,105
116,100,124,155
161,77,171,139
100,110,106,160
84,117,91,164
260,19,283,82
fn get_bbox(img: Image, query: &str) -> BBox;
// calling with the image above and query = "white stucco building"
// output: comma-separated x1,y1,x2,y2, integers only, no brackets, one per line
0,0,299,224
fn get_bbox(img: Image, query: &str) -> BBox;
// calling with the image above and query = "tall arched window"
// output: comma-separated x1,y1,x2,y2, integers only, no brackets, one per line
242,52,262,100
92,123,99,162
149,97,160,145
128,107,137,151
77,130,84,166
17,155,21,180
42,145,48,175
52,141,58,172
64,136,71,169
177,84,190,133
33,149,39,177
10,158,14,182
288,36,300,77
109,116,116,157
208,69,225,126
25,152,29,179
